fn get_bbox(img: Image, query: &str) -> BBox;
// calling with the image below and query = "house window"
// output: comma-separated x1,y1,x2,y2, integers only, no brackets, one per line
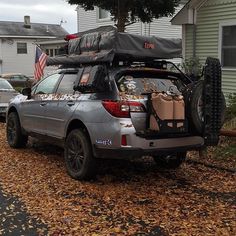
98,8,110,20
49,49,54,57
45,48,59,56
221,25,236,67
55,49,59,56
17,43,27,54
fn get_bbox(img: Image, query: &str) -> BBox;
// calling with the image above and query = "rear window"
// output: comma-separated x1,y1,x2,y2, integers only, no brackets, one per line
56,73,78,94
0,80,14,90
116,71,176,94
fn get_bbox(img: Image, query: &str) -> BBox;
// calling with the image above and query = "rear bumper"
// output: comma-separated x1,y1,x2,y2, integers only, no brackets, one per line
94,136,204,159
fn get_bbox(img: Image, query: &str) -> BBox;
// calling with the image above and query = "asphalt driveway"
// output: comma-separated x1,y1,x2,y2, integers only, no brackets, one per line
0,187,47,235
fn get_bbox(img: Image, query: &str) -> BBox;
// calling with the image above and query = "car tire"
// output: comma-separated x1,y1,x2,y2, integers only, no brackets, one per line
6,112,28,148
64,129,96,180
153,152,186,169
190,80,226,134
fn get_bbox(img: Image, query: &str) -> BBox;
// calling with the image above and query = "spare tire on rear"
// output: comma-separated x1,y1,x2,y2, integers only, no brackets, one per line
185,80,226,134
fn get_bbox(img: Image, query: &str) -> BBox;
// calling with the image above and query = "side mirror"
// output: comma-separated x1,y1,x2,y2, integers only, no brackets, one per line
21,87,32,99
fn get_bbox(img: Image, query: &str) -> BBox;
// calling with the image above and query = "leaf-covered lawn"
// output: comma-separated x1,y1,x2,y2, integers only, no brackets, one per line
0,122,235,235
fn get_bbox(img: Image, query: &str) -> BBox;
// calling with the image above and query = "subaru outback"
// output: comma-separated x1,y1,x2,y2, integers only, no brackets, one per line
6,27,224,180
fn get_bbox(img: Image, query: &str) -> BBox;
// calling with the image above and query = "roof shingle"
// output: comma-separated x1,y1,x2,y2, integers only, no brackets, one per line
0,21,68,37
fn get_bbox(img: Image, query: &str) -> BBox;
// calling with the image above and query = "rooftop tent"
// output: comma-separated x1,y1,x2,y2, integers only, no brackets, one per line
47,26,182,66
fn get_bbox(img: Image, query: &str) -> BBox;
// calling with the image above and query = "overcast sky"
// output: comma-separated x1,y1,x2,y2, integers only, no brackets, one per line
0,0,77,33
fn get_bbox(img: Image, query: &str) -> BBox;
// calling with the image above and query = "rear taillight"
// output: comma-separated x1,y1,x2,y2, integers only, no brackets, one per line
102,100,145,118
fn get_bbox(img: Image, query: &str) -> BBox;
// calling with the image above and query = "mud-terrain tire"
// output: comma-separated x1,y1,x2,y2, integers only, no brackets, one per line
64,129,96,180
153,152,186,169
189,80,226,134
6,112,28,148
203,57,223,145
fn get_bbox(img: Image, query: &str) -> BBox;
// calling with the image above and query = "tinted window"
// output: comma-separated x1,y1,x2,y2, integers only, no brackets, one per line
34,73,61,94
0,80,14,90
23,75,30,80
56,74,77,94
222,25,236,67
116,71,176,94
12,75,26,81
79,67,92,85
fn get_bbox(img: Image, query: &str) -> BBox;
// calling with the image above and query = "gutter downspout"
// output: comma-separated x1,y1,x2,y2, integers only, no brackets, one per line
77,6,80,32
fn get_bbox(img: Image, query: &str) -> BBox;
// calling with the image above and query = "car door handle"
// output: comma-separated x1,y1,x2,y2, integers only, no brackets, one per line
40,101,47,106
67,101,75,107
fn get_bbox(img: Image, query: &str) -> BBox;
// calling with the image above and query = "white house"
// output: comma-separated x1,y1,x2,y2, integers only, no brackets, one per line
171,0,236,95
0,16,68,77
76,1,188,38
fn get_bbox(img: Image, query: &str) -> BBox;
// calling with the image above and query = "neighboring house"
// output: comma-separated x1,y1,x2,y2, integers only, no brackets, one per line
76,1,188,39
171,0,236,95
0,16,68,77
39,38,67,58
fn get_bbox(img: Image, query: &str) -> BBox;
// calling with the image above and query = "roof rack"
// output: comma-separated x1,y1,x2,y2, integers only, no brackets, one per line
47,26,182,66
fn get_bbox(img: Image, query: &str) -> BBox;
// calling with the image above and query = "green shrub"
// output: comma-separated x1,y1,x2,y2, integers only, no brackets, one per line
225,93,236,121
181,57,203,80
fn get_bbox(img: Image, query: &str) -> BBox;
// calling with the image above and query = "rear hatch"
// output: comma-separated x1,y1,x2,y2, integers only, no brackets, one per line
115,68,187,136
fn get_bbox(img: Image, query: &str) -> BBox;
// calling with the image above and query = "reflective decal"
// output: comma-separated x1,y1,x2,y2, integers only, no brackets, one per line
96,139,112,146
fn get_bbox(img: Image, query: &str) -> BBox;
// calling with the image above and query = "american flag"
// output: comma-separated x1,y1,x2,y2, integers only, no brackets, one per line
34,46,47,80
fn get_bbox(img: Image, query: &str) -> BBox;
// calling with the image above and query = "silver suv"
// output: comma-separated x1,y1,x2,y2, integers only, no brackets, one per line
6,60,223,180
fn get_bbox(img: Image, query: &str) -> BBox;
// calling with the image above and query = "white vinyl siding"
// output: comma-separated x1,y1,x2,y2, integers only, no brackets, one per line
77,9,97,32
184,0,236,95
77,5,184,64
77,6,183,38
1,39,35,76
77,8,141,34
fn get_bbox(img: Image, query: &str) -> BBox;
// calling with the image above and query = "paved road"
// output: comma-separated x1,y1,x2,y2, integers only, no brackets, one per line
0,187,47,236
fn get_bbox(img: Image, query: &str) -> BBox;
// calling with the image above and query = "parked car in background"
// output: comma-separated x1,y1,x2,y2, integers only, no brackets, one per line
0,73,36,88
0,78,19,117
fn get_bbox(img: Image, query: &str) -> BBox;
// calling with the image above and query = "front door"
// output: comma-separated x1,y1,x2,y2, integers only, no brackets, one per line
20,73,61,135
44,72,81,139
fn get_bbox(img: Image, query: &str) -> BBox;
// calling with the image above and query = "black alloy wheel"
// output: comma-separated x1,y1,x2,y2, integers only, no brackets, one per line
64,129,96,180
6,112,28,148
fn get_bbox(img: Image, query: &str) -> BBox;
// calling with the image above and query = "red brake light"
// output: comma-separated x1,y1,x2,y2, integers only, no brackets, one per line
121,135,127,146
102,100,145,118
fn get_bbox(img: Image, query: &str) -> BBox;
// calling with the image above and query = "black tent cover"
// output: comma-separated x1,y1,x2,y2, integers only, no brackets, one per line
47,26,182,66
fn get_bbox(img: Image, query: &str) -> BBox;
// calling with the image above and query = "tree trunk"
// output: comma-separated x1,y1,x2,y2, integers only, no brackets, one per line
117,15,126,32
116,1,128,32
